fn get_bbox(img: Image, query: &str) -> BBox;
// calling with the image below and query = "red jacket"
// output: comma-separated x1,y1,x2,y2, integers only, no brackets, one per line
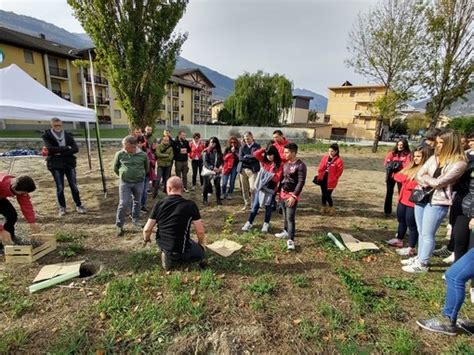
253,147,283,184
223,151,238,175
316,154,344,189
273,139,289,162
189,140,205,160
0,173,35,230
384,151,411,168
393,172,417,208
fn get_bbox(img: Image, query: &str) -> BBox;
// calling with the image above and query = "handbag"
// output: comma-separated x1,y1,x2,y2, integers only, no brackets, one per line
409,187,433,204
312,175,322,186
201,152,218,177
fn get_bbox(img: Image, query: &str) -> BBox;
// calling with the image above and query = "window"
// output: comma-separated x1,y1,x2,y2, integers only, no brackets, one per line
114,109,121,119
181,100,184,108
24,50,34,64
51,81,61,92
181,87,184,94
181,114,184,121
49,57,58,67
369,90,376,97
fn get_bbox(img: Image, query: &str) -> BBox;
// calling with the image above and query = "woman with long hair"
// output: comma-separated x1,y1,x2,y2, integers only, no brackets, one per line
202,137,223,206
402,129,467,273
384,138,411,216
221,136,240,200
189,132,205,190
315,143,344,215
242,144,283,233
387,146,433,256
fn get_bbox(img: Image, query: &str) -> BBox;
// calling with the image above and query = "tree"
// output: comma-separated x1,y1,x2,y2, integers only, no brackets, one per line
308,110,319,123
68,0,188,129
390,118,408,135
217,107,234,125
224,71,293,126
346,0,428,152
447,116,474,134
422,0,473,128
406,113,431,135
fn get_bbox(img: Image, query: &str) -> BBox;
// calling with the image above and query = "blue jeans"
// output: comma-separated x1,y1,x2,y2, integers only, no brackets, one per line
141,176,149,208
396,203,418,248
116,181,144,227
248,194,273,224
281,200,298,241
221,167,238,195
50,168,82,208
443,248,474,322
414,203,448,264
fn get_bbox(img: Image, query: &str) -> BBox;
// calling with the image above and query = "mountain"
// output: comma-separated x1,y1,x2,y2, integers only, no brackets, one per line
0,10,329,110
411,90,474,117
292,88,328,112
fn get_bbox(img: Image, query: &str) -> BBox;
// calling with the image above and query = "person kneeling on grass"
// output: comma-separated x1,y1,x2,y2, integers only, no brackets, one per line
417,230,474,336
143,176,206,271
0,173,40,246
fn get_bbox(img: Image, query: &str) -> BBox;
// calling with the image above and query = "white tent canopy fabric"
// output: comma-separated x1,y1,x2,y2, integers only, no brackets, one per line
0,64,96,122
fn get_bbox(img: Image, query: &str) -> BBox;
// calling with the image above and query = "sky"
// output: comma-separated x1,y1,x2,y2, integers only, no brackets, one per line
1,0,379,95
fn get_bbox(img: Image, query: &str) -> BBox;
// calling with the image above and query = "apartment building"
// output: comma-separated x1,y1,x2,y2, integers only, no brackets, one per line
280,95,313,125
326,81,387,140
0,26,214,128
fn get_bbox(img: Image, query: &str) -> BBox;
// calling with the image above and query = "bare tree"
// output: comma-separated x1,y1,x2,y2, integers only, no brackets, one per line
346,0,428,152
422,0,473,128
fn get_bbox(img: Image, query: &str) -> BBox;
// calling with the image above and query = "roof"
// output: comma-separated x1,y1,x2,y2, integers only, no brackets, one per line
173,68,215,88
168,75,203,90
328,83,386,90
0,26,79,59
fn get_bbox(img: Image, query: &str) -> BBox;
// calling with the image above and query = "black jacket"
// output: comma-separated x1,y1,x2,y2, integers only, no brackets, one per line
42,130,78,170
238,142,261,173
173,138,191,162
203,148,223,170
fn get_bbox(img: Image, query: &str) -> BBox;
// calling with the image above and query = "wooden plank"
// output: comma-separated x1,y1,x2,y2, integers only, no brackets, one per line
32,239,56,255
5,235,56,263
5,255,33,263
32,245,56,262
4,246,33,256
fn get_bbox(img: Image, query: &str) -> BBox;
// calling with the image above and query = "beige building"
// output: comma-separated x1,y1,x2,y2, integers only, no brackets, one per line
0,26,214,128
280,95,313,125
326,81,387,140
211,100,224,121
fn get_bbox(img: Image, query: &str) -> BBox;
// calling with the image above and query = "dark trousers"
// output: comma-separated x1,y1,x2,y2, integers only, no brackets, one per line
163,239,205,263
191,160,203,187
447,195,464,252
453,214,471,262
281,200,298,241
50,168,82,208
0,198,17,240
155,166,171,196
384,177,401,215
320,174,334,207
396,203,418,248
203,175,221,202
175,160,189,189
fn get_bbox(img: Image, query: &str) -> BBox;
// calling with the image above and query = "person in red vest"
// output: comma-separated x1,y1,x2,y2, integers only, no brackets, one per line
0,173,39,246
315,143,344,215
272,130,289,162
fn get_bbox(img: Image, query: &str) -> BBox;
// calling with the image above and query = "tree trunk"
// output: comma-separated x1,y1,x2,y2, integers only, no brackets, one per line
372,116,383,153
429,111,440,130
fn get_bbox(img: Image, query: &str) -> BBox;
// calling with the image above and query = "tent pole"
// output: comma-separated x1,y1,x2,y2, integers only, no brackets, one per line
84,122,92,170
88,50,107,197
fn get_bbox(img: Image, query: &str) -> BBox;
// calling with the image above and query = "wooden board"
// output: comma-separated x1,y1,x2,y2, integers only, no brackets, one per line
5,234,57,264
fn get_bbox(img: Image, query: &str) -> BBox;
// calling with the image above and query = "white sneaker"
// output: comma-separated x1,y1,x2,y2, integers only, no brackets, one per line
470,288,474,304
443,253,455,264
183,188,189,193
261,223,269,233
442,274,446,281
191,185,196,191
275,230,289,239
241,221,253,232
400,256,418,265
402,259,428,273
287,239,295,251
396,247,416,256
226,194,233,200
59,207,66,216
76,206,87,214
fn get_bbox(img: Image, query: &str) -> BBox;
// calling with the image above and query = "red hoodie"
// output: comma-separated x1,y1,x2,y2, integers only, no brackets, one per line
189,140,205,160
316,154,344,189
0,173,35,231
253,147,283,184
273,138,289,162
223,150,238,175
393,172,418,208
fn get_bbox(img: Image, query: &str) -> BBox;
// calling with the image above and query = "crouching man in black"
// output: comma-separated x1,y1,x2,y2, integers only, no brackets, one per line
143,176,206,270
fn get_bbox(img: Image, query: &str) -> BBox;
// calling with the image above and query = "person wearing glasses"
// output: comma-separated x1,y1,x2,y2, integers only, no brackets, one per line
42,118,87,216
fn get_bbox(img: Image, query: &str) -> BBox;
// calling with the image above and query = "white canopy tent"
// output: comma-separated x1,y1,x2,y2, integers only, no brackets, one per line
0,64,107,194
0,64,96,122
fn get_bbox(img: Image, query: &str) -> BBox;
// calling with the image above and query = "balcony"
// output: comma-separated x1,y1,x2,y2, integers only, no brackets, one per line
97,115,111,124
81,72,108,86
194,108,200,113
172,90,179,97
49,66,68,78
353,109,374,117
172,106,179,112
86,95,110,106
52,90,71,101
194,95,200,101
160,104,166,111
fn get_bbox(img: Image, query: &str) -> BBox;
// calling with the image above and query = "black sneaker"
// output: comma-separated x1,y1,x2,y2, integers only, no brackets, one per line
417,317,458,336
432,246,452,258
161,251,173,271
457,319,474,335
202,200,208,206
217,199,223,205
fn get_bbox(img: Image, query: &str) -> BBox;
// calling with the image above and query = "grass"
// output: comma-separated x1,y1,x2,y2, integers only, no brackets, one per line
55,231,88,243
247,276,277,296
0,328,29,353
292,274,310,288
378,327,421,354
0,283,34,318
58,241,85,257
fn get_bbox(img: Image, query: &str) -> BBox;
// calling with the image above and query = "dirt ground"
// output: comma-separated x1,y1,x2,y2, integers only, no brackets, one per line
0,145,473,353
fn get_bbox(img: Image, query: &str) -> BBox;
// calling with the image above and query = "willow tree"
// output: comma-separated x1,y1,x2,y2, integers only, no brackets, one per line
68,0,188,128
422,0,473,128
346,0,427,152
224,71,293,126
